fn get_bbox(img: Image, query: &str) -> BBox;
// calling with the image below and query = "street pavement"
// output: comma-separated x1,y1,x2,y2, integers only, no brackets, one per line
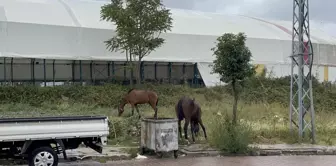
60,155,336,166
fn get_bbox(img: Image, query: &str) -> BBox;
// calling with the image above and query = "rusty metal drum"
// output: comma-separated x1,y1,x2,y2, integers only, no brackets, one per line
140,117,179,158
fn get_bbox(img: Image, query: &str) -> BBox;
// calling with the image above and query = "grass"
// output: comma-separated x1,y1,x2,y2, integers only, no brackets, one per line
1,92,335,146
0,75,336,148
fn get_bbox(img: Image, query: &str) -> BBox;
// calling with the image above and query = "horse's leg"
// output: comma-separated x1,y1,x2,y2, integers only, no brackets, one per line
199,119,207,140
130,104,135,116
184,118,190,140
135,105,141,119
149,101,158,119
178,120,182,139
196,123,200,137
190,122,196,143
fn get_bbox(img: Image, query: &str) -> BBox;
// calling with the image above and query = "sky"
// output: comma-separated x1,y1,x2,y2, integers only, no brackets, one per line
163,0,335,22
98,0,336,37
162,0,336,37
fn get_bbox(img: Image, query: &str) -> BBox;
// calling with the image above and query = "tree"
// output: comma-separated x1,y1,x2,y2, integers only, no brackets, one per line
100,0,173,85
211,32,256,124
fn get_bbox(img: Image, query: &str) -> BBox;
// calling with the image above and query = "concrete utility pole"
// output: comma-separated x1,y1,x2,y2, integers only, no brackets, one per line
289,0,315,143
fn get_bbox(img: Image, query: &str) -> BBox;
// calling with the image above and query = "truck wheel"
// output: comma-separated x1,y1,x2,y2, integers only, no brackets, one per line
139,147,145,155
173,150,178,159
28,146,58,166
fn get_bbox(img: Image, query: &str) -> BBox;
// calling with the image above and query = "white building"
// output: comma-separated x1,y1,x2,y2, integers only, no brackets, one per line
1,0,336,87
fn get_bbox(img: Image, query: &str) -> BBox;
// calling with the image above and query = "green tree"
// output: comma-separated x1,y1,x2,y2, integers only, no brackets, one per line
211,32,256,124
100,0,173,85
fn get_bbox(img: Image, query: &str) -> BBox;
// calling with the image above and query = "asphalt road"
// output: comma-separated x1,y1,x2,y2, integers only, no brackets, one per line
59,155,336,166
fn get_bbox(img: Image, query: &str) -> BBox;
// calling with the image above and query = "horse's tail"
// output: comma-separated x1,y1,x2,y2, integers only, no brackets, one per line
177,99,184,120
156,97,159,106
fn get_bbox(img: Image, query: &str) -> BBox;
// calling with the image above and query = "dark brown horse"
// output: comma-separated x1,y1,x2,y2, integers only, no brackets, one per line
175,96,207,143
118,89,159,119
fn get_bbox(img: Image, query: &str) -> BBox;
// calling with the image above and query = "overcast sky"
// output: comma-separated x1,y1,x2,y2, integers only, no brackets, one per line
163,0,334,22
98,0,336,37
162,0,336,37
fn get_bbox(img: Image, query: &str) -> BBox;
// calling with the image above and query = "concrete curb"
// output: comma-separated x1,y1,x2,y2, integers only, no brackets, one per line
179,148,220,157
179,144,336,157
62,146,133,162
56,144,336,163
257,148,336,156
6,144,336,165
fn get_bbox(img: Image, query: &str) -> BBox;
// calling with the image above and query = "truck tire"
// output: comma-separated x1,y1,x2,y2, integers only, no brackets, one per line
28,146,58,166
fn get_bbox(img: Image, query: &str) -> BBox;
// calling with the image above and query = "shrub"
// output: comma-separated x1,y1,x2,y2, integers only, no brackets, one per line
210,115,253,154
0,76,336,112
107,116,141,145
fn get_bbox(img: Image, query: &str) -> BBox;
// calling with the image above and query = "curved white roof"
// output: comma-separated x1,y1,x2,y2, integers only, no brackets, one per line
1,0,336,44
1,0,336,68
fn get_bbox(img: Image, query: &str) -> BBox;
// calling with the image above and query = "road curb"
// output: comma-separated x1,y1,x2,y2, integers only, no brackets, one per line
58,145,336,163
178,146,336,157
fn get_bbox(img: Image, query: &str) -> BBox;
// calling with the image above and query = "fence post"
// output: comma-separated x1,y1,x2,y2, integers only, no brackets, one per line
193,63,198,87
71,60,75,84
10,58,13,85
90,61,93,84
107,61,110,82
182,63,186,85
168,62,172,83
123,62,127,84
31,58,35,85
52,60,55,86
43,59,46,87
3,58,6,84
112,61,115,83
154,62,157,81
79,60,83,85
140,61,144,83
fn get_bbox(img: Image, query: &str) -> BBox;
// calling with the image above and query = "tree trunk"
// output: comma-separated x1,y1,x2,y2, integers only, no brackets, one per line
126,50,133,88
129,51,134,88
136,47,143,86
136,58,142,87
232,80,238,124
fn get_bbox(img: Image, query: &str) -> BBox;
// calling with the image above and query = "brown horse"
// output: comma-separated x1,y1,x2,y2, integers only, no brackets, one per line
175,96,207,143
118,88,159,119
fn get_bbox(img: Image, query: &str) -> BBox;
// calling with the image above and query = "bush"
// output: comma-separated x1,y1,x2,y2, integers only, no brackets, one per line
210,115,253,154
107,116,142,146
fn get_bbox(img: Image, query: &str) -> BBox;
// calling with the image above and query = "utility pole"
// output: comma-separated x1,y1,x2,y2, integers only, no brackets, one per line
290,0,315,143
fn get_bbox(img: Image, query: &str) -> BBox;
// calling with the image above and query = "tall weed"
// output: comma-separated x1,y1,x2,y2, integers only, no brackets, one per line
210,115,253,154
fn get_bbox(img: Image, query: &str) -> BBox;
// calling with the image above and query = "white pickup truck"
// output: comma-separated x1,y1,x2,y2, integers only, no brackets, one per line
0,116,109,166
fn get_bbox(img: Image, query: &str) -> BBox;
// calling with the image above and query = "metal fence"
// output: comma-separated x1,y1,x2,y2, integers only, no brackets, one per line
0,57,204,87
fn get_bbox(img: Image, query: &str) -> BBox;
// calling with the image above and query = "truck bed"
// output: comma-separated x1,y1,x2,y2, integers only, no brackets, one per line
0,116,109,142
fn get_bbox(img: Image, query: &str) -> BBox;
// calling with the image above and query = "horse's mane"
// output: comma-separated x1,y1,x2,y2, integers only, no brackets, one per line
127,88,135,94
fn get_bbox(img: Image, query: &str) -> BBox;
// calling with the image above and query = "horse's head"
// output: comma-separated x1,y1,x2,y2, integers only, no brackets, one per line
118,105,124,116
192,121,200,133
118,98,126,116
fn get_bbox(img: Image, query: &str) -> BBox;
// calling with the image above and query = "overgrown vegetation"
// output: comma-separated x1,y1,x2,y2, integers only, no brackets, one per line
0,74,336,148
209,114,253,154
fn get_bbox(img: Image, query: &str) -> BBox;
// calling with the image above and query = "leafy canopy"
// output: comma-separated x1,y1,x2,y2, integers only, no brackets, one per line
100,0,173,59
211,32,256,83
